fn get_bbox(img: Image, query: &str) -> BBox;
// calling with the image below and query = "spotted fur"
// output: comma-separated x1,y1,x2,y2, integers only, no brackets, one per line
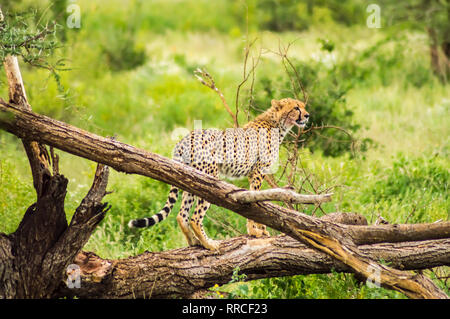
128,98,309,251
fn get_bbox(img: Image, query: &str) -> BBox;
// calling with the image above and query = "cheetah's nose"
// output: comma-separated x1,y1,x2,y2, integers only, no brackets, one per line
304,114,309,119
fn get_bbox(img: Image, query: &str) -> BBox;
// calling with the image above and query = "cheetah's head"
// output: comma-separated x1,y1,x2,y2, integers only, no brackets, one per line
270,98,309,129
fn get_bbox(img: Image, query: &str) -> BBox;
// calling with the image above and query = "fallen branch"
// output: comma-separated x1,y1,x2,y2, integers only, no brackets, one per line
1,100,448,245
293,229,448,299
229,188,333,204
54,236,450,299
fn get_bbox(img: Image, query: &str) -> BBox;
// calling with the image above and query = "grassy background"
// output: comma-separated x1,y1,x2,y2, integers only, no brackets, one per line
0,0,448,298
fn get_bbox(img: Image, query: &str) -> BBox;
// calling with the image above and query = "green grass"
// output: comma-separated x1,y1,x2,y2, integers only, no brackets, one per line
0,0,449,299
217,272,407,299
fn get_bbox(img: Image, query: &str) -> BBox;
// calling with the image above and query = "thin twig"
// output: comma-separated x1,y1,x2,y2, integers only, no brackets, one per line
194,68,238,128
235,37,261,127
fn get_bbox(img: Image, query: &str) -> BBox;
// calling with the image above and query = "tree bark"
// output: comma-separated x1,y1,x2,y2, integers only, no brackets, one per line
229,188,333,204
2,56,52,199
0,100,448,299
427,27,450,82
54,236,450,299
0,164,110,298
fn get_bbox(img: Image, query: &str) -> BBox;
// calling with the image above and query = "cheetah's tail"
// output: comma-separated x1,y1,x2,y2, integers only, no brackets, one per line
127,186,179,228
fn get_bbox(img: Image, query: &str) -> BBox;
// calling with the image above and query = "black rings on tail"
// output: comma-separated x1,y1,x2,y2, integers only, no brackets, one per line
128,186,179,228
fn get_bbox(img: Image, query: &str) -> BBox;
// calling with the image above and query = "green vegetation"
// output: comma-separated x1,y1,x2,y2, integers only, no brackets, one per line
0,0,448,298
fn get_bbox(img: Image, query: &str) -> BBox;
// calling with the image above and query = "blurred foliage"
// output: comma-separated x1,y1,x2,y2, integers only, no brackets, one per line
380,0,450,82
50,0,68,42
100,27,146,72
0,156,35,234
99,1,146,72
380,0,449,44
252,0,365,31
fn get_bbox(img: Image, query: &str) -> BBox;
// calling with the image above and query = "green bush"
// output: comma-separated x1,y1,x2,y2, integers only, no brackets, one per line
94,1,147,72
359,153,449,223
225,272,405,299
0,157,35,234
370,155,449,200
250,0,365,32
337,33,436,89
100,28,146,72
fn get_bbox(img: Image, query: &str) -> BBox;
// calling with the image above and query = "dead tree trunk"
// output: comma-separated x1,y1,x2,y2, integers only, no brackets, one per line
0,99,448,299
55,236,450,299
0,161,110,298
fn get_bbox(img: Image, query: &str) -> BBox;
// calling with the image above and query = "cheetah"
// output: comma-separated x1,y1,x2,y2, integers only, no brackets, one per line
128,98,309,251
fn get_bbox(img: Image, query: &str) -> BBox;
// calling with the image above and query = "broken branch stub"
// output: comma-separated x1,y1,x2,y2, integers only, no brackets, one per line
229,188,333,204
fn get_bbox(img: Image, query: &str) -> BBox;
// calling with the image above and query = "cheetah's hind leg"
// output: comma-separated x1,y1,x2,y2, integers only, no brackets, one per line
190,197,220,251
176,192,201,247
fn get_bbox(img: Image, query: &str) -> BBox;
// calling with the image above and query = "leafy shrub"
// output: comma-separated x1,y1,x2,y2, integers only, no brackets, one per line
370,155,449,200
97,1,147,72
100,27,146,72
0,157,35,234
337,33,436,89
250,0,365,32
229,272,405,299
358,152,450,223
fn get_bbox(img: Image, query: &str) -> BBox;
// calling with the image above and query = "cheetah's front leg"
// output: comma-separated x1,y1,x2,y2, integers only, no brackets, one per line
247,171,270,237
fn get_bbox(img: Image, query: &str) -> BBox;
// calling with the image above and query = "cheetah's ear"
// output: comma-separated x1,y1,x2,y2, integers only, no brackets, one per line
271,99,282,111
271,98,289,112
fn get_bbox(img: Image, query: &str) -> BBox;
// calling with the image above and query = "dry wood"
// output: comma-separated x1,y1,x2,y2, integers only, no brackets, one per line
348,221,450,245
321,212,368,225
293,229,448,299
0,162,110,298
54,236,450,299
0,8,52,199
229,187,333,204
2,55,52,198
0,100,448,298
